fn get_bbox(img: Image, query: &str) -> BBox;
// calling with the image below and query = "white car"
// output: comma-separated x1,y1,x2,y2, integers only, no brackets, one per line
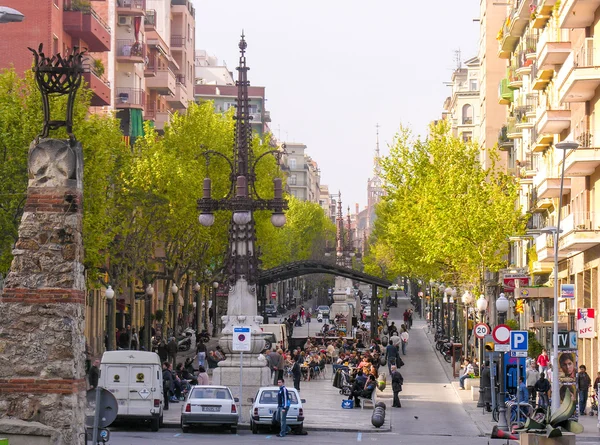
180,385,239,434
317,305,330,317
249,386,305,434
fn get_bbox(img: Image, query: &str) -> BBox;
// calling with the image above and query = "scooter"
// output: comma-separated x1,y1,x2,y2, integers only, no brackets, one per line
197,329,210,344
177,329,194,351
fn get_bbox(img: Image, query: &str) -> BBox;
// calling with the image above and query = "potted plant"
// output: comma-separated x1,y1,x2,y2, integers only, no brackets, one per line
93,59,105,77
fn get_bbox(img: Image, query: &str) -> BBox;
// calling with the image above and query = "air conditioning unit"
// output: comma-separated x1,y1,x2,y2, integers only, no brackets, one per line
118,16,131,26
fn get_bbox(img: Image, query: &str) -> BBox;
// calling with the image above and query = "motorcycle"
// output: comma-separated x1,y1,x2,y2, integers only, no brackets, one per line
197,329,210,344
177,329,194,351
439,340,454,363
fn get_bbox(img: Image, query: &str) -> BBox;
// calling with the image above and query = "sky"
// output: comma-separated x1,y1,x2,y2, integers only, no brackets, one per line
192,0,480,210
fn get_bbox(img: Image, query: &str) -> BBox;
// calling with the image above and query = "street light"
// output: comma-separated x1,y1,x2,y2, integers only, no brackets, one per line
476,294,488,408
193,282,201,332
0,6,24,23
496,292,510,430
462,291,474,356
171,283,179,337
145,284,154,351
105,285,115,351
212,281,219,336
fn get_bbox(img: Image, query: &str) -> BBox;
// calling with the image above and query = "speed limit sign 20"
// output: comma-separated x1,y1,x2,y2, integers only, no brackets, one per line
474,323,490,339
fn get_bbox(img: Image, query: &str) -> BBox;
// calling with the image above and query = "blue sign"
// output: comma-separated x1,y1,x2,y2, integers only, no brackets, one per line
561,283,575,299
510,330,529,351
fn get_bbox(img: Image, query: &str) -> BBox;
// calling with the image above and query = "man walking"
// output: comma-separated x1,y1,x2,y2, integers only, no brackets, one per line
526,362,540,407
277,378,292,437
536,349,549,375
291,356,301,391
167,337,178,368
534,372,551,408
400,327,409,355
391,365,404,408
577,364,592,415
385,340,398,375
88,359,100,390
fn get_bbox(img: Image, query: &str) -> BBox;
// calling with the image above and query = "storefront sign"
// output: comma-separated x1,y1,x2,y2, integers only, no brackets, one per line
561,283,575,299
577,308,595,338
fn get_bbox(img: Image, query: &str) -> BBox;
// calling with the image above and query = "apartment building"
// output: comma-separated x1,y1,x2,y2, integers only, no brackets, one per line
442,57,481,143
496,0,600,375
279,142,321,203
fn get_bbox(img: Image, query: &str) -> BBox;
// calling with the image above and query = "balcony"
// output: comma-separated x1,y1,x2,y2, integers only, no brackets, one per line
536,109,571,134
171,34,185,50
558,212,600,254
498,0,531,58
115,88,144,109
263,110,271,122
537,29,571,70
563,147,600,177
116,40,145,64
532,131,553,152
498,125,513,151
82,56,111,106
166,75,188,109
146,67,176,95
145,104,172,131
250,112,262,123
63,3,111,52
116,0,145,16
507,116,523,139
508,66,523,89
531,261,553,274
144,10,156,31
536,176,571,199
498,78,514,105
559,0,600,28
525,35,538,59
536,231,568,261
558,39,600,103
531,63,553,90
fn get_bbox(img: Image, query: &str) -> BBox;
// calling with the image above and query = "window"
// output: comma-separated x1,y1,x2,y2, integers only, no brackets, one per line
470,79,478,91
289,175,297,185
462,132,472,142
289,158,296,169
462,104,473,125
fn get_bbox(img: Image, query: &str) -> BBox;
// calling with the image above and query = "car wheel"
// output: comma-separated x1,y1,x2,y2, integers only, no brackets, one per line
264,339,272,350
251,420,258,434
181,419,190,433
151,417,160,432
159,414,164,427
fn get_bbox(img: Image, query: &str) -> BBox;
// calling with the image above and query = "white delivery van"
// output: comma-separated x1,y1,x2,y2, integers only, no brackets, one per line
259,324,288,350
99,350,164,431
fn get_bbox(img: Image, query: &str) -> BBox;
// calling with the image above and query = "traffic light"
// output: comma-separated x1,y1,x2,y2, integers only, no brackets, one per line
485,342,494,352
515,300,524,314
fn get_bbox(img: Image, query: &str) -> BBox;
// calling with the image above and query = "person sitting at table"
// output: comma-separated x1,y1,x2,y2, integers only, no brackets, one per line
348,374,376,408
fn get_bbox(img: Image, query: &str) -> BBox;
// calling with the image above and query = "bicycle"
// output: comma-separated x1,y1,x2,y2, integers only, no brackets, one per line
491,394,533,425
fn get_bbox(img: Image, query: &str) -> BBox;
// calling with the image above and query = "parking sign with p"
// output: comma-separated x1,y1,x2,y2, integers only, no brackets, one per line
510,330,528,351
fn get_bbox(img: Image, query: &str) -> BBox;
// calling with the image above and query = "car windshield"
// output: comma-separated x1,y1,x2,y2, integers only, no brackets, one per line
266,305,276,310
259,390,299,405
191,388,232,400
318,306,329,311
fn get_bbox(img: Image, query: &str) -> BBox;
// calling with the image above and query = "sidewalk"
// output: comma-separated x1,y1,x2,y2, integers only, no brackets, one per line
162,367,393,432
425,324,600,441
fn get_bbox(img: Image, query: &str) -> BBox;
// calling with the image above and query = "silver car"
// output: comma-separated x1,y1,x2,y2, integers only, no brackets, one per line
180,385,239,433
249,386,305,434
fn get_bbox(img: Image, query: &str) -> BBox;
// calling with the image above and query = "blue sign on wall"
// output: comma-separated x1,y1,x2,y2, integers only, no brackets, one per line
561,283,575,299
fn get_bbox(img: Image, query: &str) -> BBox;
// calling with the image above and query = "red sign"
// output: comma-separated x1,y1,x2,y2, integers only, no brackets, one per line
503,277,530,291
271,292,277,299
492,324,511,344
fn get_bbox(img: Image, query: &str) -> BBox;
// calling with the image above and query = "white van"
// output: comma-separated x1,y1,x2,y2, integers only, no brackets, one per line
99,350,164,431
259,324,288,350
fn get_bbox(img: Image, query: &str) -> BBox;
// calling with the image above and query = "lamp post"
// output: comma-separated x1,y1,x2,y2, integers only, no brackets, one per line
462,291,474,356
194,282,201,332
476,294,488,408
144,284,154,351
450,287,458,339
212,281,219,336
171,283,179,337
438,285,445,331
549,140,579,412
198,34,286,362
105,285,115,351
496,292,510,430
444,287,453,337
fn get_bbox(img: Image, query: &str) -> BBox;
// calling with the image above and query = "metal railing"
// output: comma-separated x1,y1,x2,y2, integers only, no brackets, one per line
116,40,145,58
82,55,110,87
526,35,538,54
176,74,185,85
171,34,185,47
117,0,146,9
115,88,145,106
144,10,156,27
64,1,111,33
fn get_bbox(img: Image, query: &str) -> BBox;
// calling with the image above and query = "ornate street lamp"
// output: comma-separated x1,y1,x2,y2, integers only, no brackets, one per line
212,281,219,336
197,34,286,363
171,283,179,337
462,290,473,352
144,284,154,351
496,292,510,430
193,282,201,332
476,294,488,409
105,285,115,351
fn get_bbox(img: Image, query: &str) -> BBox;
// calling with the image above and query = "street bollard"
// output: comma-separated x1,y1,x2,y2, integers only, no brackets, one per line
371,402,386,428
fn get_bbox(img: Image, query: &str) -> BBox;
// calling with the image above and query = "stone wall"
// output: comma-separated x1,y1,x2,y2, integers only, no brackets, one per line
0,139,86,445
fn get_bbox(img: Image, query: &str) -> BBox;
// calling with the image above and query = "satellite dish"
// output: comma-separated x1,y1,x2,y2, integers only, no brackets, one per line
86,388,118,428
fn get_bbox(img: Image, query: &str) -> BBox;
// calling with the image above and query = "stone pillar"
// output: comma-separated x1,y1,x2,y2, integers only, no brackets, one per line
0,138,86,445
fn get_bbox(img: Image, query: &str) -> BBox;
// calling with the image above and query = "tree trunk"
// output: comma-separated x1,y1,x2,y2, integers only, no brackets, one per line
182,279,190,329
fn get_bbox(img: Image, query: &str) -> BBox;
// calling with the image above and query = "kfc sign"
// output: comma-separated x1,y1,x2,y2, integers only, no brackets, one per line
577,308,595,339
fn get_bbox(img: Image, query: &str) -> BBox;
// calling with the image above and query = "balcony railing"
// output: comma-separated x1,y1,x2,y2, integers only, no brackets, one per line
116,39,145,60
144,10,156,28
171,34,185,48
82,55,109,85
116,88,145,107
176,74,185,85
526,35,538,55
116,0,145,10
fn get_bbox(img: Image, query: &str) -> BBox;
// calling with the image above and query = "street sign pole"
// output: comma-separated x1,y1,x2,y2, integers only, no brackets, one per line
233,326,251,424
239,351,243,424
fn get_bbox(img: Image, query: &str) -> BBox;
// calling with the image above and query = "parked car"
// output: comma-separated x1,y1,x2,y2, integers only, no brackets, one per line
249,386,305,434
265,304,278,317
180,385,239,434
316,305,330,317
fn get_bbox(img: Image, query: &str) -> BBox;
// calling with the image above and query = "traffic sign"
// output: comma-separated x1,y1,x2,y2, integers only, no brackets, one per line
495,344,510,352
510,330,528,351
492,324,511,344
474,323,490,339
232,326,251,352
511,351,527,357
271,291,277,299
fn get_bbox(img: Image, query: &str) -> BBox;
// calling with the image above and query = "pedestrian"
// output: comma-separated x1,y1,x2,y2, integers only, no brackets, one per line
480,361,492,412
534,372,551,408
526,362,540,407
157,339,168,363
167,337,178,367
403,309,410,327
537,349,549,375
459,359,474,390
130,327,139,350
196,339,207,369
594,371,600,395
162,361,173,410
517,376,529,405
385,340,398,375
197,366,210,385
276,378,292,437
291,356,301,391
267,348,285,385
118,328,129,349
391,364,404,408
400,326,409,355
408,309,413,329
88,359,100,389
577,364,592,415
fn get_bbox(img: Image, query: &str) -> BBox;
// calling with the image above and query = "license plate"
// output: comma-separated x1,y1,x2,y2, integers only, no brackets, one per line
202,406,220,412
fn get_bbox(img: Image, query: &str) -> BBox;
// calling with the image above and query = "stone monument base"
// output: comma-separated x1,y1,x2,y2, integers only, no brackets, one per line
0,419,58,445
211,353,272,421
519,432,576,445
